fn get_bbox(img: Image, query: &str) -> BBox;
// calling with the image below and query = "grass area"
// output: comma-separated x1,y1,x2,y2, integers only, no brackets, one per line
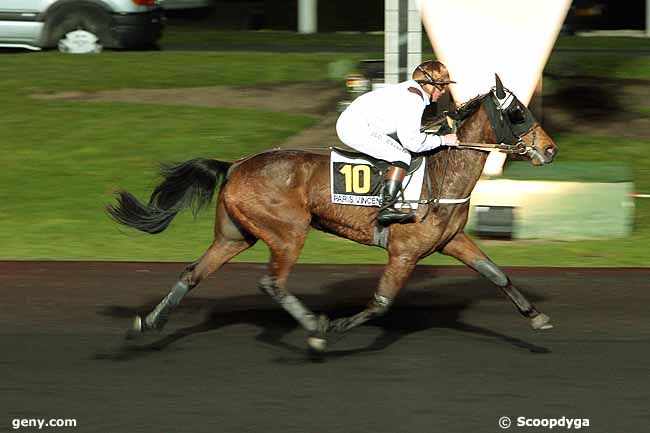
0,51,369,93
553,36,650,51
1,49,648,265
0,51,332,261
161,29,384,51
502,161,633,183
158,29,650,81
0,98,318,261
547,53,650,80
162,29,650,52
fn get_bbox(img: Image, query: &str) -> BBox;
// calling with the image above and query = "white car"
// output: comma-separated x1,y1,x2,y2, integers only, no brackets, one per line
0,0,163,52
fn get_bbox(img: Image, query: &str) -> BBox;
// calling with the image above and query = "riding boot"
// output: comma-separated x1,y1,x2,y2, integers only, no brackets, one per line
377,165,415,225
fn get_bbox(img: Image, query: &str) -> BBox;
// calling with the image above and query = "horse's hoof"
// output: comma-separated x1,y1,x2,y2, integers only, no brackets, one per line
125,315,144,340
530,313,553,330
307,336,327,352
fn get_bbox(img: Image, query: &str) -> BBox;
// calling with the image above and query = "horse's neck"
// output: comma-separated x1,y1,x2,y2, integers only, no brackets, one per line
428,105,493,199
429,148,487,199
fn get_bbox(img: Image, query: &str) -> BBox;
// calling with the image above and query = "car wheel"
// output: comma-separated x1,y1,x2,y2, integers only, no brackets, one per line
47,6,116,53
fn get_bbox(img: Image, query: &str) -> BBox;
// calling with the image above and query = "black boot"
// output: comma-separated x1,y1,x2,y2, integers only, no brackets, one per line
377,166,415,225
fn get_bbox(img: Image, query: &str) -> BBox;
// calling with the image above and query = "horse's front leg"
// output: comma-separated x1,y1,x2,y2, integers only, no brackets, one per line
328,254,418,334
441,232,553,330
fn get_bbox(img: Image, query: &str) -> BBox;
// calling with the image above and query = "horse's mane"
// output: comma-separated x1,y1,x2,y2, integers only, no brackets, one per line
423,92,487,132
448,93,487,121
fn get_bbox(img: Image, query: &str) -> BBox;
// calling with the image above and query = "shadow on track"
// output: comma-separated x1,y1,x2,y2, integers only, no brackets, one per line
94,276,550,362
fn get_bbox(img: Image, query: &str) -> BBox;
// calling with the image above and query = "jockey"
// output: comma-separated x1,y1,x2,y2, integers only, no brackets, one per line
336,60,459,225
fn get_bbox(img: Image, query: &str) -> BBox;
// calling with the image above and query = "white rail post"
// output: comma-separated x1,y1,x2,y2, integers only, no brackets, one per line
646,0,650,37
298,0,317,34
385,0,422,84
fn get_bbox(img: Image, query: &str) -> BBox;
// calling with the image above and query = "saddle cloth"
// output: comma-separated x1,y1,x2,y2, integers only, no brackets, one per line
329,147,427,209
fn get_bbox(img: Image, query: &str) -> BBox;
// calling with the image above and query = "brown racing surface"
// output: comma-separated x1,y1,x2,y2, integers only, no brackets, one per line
0,261,648,433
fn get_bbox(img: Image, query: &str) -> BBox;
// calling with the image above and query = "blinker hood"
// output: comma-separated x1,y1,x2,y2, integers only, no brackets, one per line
482,93,536,144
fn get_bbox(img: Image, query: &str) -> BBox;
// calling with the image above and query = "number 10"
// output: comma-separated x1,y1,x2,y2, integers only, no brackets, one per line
339,164,371,194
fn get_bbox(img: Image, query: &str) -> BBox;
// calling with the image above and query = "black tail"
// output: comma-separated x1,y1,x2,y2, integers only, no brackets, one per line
107,158,231,234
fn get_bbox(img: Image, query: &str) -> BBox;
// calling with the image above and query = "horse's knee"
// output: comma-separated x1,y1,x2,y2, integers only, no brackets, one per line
473,259,508,287
371,293,393,316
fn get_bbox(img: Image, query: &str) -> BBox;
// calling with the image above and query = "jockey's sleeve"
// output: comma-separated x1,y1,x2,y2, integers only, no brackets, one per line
396,93,442,153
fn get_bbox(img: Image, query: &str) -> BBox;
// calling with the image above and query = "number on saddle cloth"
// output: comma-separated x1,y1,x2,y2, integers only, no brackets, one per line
329,148,427,208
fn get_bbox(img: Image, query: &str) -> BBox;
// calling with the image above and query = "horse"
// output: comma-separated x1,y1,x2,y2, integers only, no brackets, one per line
109,74,558,352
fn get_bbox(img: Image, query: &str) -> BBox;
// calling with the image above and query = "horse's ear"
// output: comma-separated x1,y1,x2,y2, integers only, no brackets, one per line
494,74,506,99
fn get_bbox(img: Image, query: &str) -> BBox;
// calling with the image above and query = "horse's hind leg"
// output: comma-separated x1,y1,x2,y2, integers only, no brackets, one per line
127,203,255,338
441,232,553,330
226,202,325,348
257,243,323,338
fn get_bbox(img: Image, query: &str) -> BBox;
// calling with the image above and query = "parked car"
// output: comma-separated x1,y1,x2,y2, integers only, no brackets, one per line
0,0,163,52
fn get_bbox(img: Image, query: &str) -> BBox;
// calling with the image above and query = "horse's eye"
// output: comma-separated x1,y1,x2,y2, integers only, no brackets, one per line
508,106,526,124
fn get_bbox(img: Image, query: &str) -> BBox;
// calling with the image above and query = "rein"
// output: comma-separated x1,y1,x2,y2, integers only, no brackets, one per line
422,129,535,155
424,87,540,157
456,140,530,155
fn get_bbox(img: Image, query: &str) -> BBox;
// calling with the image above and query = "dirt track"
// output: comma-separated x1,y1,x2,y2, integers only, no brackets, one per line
1,262,649,433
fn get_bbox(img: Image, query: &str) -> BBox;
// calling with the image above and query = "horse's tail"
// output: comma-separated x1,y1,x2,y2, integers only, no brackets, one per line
107,158,231,234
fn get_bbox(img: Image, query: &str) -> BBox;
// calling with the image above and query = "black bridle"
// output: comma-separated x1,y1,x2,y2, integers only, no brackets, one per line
438,89,539,156
413,81,545,215
489,87,539,155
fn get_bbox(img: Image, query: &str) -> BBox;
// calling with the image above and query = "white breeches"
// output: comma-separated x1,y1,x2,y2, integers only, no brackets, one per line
336,107,411,166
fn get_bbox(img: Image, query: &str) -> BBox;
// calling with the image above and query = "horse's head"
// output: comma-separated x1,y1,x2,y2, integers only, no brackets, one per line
487,74,558,165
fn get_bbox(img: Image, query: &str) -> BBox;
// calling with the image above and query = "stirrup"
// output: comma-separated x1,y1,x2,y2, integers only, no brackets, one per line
377,207,415,225
377,196,415,225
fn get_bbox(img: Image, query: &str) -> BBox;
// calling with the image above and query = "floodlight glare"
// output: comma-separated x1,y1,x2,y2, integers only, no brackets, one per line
420,0,572,106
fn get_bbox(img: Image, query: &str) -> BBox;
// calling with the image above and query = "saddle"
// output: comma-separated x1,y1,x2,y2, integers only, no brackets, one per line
331,147,424,176
329,147,428,210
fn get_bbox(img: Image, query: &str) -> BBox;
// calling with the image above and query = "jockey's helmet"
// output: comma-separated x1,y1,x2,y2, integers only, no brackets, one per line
412,60,456,90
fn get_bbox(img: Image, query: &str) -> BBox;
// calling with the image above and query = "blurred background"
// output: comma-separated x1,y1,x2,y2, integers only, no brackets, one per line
0,0,648,266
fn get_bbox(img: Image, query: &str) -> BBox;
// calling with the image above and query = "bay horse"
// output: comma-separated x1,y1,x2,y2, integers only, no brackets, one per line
109,75,558,351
